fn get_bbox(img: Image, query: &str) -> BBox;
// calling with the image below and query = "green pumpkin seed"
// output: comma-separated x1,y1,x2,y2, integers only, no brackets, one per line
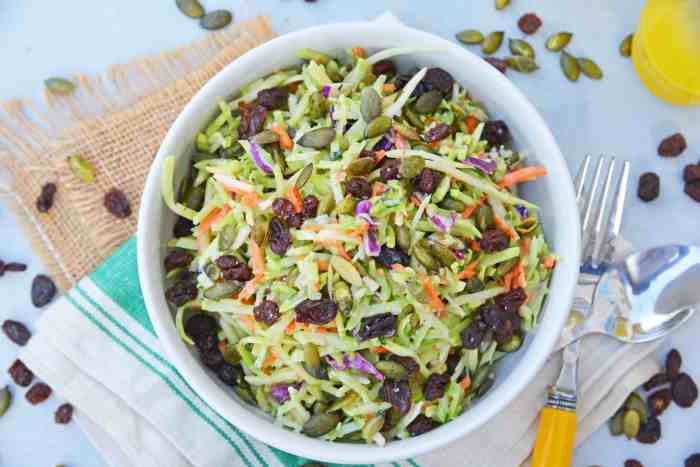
204,281,242,299
299,127,335,149
253,130,280,145
429,242,456,267
333,280,352,314
400,156,425,180
619,33,634,57
608,410,624,436
366,116,392,138
346,157,375,176
176,0,205,18
622,410,641,439
456,30,485,45
515,217,538,236
495,0,510,10
438,198,465,211
297,48,331,65
393,121,420,141
294,163,313,189
218,224,237,250
509,39,535,59
200,9,232,30
624,392,648,422
204,262,221,281
497,333,523,352
223,346,241,365
360,87,382,123
44,77,75,95
0,386,11,417
330,256,363,286
302,412,341,437
184,185,205,211
413,90,443,114
396,225,411,251
506,56,539,73
303,343,323,378
404,107,425,130
253,220,268,246
546,32,573,52
577,58,603,80
375,361,408,380
329,392,358,412
482,31,504,55
414,244,438,271
67,155,95,183
464,277,484,293
336,196,357,215
560,51,580,81
476,205,493,230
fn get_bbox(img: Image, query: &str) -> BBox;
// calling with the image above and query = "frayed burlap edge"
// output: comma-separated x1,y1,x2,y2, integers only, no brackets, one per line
0,17,274,290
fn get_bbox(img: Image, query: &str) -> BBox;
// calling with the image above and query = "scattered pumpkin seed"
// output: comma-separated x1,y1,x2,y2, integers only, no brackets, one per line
252,130,280,145
253,220,268,246
297,48,331,65
429,242,456,267
330,256,363,286
176,0,205,18
360,87,382,123
456,30,485,45
336,196,357,215
400,156,426,179
396,225,411,251
476,371,496,397
44,78,75,95
431,176,451,203
560,51,580,81
620,33,634,57
299,127,336,148
509,39,535,59
67,155,95,183
393,121,420,141
366,115,392,138
498,333,523,352
203,262,220,281
302,412,341,437
505,56,539,73
482,31,505,55
545,32,573,52
346,157,375,176
608,410,624,436
0,386,11,417
329,392,358,412
624,392,648,422
184,185,205,211
333,281,352,314
294,163,313,189
302,343,325,379
577,58,603,80
404,107,425,130
203,281,242,300
218,224,237,250
495,0,510,10
622,409,641,439
375,361,408,380
414,243,439,271
515,217,538,236
413,90,443,114
200,10,232,30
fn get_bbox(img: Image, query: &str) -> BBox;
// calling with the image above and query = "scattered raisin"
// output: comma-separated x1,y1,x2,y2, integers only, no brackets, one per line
104,188,132,218
684,180,700,203
479,229,509,252
194,333,219,352
642,372,669,391
31,274,57,308
375,246,410,268
173,216,193,237
422,68,455,96
355,313,397,340
686,454,700,467
239,102,268,139
648,388,672,416
200,347,225,369
257,86,289,110
684,165,700,183
221,263,253,282
461,321,486,349
424,373,450,401
4,262,27,272
301,195,319,218
216,255,240,270
482,120,511,148
624,460,644,467
54,403,74,424
407,414,438,436
637,172,660,202
268,217,291,255
672,373,698,408
518,13,542,34
372,60,397,77
484,57,507,74
346,177,372,199
286,212,304,229
253,300,280,325
495,287,528,314
294,298,338,325
380,159,401,181
391,355,419,374
423,123,451,143
217,363,243,386
165,281,197,306
2,320,31,346
36,182,57,213
26,382,52,405
666,348,682,380
164,250,193,272
8,359,33,387
184,314,218,340
446,353,462,376
382,379,411,415
635,416,661,444
658,132,687,157
272,197,295,218
413,168,441,193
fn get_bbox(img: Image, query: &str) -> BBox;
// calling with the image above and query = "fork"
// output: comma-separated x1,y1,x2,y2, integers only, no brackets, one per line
531,155,630,467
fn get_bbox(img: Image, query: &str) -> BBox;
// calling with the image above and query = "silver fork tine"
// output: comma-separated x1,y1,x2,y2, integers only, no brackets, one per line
598,161,630,264
574,155,591,206
591,158,617,267
580,156,605,258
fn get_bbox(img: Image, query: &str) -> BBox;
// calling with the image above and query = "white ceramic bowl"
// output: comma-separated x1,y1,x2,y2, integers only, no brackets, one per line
137,21,580,465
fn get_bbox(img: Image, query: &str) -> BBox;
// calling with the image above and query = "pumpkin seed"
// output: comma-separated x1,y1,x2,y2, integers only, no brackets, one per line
67,155,95,183
393,121,420,141
346,157,375,176
253,130,280,145
505,56,539,73
495,0,510,10
200,9,232,30
439,198,465,211
218,224,237,250
176,0,205,18
456,29,485,45
366,116,392,138
429,242,456,267
413,90,443,114
560,51,580,81
515,217,538,236
302,343,324,378
184,185,205,211
476,205,493,230
400,156,425,180
44,77,75,95
298,48,331,65
294,163,313,189
204,262,221,281
223,346,241,365
482,31,505,55
336,196,357,215
497,333,523,352
253,220,268,246
545,32,573,52
396,225,411,251
404,107,425,130
577,58,603,80
0,386,11,417
333,280,353,314
299,127,335,148
360,87,382,123
329,392,358,412
624,392,648,422
619,34,634,57
608,410,624,436
375,361,408,380
203,281,242,299
302,412,341,437
414,243,438,271
464,277,484,293
330,256,363,286
622,410,641,439
509,39,535,59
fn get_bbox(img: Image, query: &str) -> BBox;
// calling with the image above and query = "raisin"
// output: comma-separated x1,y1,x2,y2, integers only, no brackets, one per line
222,263,253,282
686,454,700,467
380,159,401,181
372,60,397,77
658,132,687,157
36,182,57,213
4,262,27,272
423,123,451,143
31,274,57,308
637,172,660,202
422,68,454,96
643,372,669,391
294,299,338,325
301,195,319,219
393,73,413,91
54,403,74,424
104,188,132,218
375,246,410,268
165,281,197,306
517,13,542,34
216,255,239,270
684,180,700,203
383,379,411,415
407,414,438,436
239,102,268,139
482,120,511,148
285,212,304,229
461,321,485,349
184,314,218,340
635,416,661,444
26,382,52,405
200,347,225,369
257,86,289,110
268,217,292,255
272,197,295,218
684,165,700,183
346,177,372,199
355,312,397,340
8,359,33,387
672,373,698,408
194,333,219,352
648,388,672,416
216,363,243,386
666,348,682,380
254,300,280,325
624,460,644,467
2,320,31,346
413,168,441,194
479,229,509,252
424,373,450,401
495,287,528,314
391,355,419,374
446,353,462,376
164,250,193,272
173,216,193,237
484,57,507,74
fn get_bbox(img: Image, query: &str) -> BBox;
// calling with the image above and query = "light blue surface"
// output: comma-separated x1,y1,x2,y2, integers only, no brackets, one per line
1,1,698,466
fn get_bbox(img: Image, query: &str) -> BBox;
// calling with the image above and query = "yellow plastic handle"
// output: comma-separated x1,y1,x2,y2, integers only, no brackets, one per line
531,406,577,467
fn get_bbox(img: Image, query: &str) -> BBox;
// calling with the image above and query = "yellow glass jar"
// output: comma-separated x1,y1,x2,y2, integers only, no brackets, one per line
632,0,700,105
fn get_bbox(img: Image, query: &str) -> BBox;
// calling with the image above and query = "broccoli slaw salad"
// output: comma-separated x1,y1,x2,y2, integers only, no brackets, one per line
160,46,556,445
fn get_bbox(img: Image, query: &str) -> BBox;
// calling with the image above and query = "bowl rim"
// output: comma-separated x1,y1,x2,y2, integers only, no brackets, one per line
137,20,580,464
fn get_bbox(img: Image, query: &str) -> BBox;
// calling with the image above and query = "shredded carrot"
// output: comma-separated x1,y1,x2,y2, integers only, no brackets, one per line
218,340,228,354
461,204,478,219
238,280,257,301
351,46,366,58
469,240,481,252
287,186,303,213
238,314,256,333
391,264,406,272
520,238,530,255
503,259,525,291
465,116,479,134
374,149,386,163
420,274,446,314
240,192,260,208
250,240,265,281
286,321,301,335
410,195,422,208
459,375,472,392
370,346,389,354
494,215,518,240
499,165,548,188
382,83,396,94
262,350,278,368
372,182,386,197
457,261,479,280
197,205,231,236
317,260,329,272
271,125,293,150
335,242,352,261
543,256,556,269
